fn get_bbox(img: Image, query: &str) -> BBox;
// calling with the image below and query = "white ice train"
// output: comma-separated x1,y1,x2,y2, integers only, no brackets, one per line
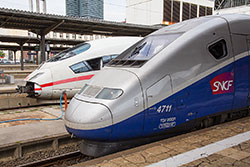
18,37,142,99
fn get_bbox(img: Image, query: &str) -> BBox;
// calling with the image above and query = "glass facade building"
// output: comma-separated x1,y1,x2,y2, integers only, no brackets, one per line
126,0,214,25
66,0,103,19
215,0,250,10
163,0,213,23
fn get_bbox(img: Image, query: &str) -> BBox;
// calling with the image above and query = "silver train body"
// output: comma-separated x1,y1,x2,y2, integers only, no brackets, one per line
21,37,142,99
65,14,250,156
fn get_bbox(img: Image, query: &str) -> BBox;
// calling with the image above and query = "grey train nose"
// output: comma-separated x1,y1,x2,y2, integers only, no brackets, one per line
65,98,112,130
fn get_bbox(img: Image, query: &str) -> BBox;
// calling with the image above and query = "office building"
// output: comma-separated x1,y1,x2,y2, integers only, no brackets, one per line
126,0,214,25
66,0,104,19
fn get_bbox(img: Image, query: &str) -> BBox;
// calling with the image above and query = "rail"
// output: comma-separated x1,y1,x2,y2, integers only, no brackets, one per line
17,151,85,167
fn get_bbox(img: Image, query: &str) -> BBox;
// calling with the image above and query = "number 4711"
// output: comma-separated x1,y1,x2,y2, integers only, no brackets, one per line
157,105,172,113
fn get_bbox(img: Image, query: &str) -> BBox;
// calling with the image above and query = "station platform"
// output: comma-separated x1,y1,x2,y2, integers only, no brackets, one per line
0,120,66,145
0,105,66,138
0,105,74,160
74,116,250,167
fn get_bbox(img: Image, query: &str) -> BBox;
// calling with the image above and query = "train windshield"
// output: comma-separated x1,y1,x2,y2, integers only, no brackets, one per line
79,84,123,100
108,33,182,67
47,43,91,62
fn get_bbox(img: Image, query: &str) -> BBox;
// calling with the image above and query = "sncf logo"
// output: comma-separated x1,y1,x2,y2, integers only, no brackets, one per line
210,72,234,95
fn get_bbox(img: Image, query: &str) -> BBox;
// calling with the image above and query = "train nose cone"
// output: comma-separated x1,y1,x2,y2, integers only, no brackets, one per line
34,83,42,96
64,98,113,140
26,69,53,98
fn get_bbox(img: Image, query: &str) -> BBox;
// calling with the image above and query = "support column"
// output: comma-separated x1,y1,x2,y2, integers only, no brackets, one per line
43,0,47,13
36,51,39,65
37,20,64,64
40,34,46,64
29,0,33,12
28,51,32,62
20,44,24,70
36,0,40,13
47,51,50,60
8,51,11,60
13,51,16,64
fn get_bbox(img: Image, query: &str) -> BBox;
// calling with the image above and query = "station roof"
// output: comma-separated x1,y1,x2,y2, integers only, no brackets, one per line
0,35,84,45
0,8,160,36
0,44,68,52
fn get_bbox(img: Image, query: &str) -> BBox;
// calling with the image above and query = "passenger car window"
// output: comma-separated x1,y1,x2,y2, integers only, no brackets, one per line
208,39,228,60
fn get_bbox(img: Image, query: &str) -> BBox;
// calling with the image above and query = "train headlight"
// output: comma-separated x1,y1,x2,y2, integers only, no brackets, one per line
96,88,123,100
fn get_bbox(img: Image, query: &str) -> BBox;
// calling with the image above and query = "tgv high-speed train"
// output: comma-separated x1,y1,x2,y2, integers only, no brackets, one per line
18,37,142,99
65,14,250,156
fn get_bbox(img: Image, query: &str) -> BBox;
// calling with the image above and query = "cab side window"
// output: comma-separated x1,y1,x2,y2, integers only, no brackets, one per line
208,39,228,60
86,58,101,70
70,61,91,74
70,57,101,74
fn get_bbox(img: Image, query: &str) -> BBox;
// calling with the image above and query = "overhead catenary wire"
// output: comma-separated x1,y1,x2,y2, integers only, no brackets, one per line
105,1,162,14
126,0,152,7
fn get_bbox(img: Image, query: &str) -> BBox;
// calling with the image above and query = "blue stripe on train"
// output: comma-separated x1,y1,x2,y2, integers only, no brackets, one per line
66,56,249,141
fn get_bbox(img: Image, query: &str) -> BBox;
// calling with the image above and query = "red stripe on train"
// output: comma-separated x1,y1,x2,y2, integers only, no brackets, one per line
40,74,94,88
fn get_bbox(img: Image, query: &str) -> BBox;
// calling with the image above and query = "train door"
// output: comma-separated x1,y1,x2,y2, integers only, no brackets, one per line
248,40,250,106
232,37,250,109
143,75,175,136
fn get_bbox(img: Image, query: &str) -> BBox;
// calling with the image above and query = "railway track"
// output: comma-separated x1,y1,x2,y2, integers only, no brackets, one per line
17,151,90,167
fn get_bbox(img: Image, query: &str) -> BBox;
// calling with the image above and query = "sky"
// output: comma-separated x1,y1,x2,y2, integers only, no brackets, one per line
0,0,126,22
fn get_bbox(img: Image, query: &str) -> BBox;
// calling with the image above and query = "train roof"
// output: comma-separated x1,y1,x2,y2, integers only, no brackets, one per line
85,36,142,47
152,14,250,36
81,36,143,59
47,36,142,63
107,14,250,69
221,14,250,35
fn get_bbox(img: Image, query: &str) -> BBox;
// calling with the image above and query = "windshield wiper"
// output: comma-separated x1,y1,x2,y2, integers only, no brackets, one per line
129,42,146,58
